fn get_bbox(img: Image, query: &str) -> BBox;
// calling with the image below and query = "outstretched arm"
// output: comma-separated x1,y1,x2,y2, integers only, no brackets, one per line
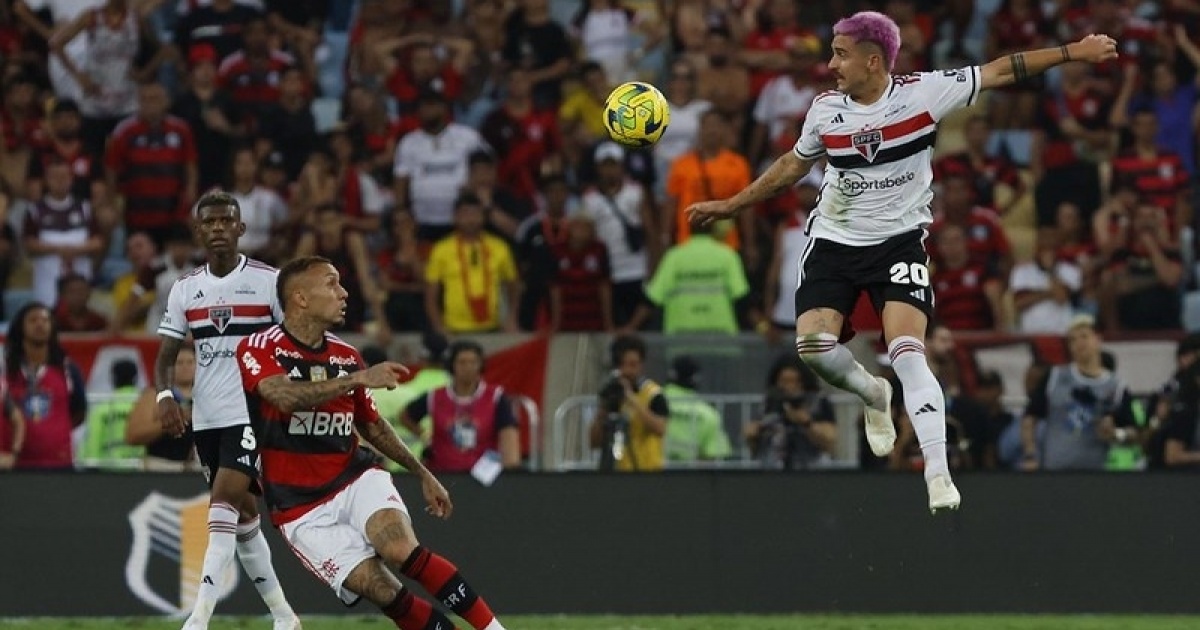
686,152,814,227
980,34,1118,91
256,373,368,414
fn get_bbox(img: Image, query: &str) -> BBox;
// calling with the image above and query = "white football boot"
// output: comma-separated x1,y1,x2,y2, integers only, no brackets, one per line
863,377,897,456
927,474,962,514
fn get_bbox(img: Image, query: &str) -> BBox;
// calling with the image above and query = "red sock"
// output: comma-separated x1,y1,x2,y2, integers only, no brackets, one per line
382,590,458,630
400,546,497,630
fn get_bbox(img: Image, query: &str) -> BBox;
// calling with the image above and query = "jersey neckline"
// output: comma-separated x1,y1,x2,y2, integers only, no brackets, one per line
204,254,248,282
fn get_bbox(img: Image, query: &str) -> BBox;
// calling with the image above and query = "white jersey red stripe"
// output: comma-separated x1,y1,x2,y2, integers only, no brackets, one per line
158,255,283,431
794,67,982,246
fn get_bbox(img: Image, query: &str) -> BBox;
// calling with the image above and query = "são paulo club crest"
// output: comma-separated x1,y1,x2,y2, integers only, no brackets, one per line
851,129,883,162
208,306,233,333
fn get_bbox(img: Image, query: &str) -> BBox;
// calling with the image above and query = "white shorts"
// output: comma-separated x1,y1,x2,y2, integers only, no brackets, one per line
278,468,410,604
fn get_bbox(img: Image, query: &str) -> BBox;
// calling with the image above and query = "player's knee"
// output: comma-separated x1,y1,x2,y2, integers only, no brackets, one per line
378,535,420,566
795,332,838,363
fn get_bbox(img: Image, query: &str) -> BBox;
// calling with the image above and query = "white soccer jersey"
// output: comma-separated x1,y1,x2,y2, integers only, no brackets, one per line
794,67,982,246
157,255,282,431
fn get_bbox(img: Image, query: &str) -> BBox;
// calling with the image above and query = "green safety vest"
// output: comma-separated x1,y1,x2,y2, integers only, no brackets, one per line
80,386,143,469
1106,398,1147,471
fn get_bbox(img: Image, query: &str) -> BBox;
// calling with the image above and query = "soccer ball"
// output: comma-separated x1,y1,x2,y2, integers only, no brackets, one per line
603,81,670,148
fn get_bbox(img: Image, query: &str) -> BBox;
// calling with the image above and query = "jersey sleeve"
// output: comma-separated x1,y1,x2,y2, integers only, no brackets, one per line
917,67,982,121
792,99,827,160
355,386,383,426
156,280,187,339
237,337,287,394
269,271,284,323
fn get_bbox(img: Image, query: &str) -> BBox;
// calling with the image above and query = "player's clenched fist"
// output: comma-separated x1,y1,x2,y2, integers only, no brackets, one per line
1071,34,1119,63
352,361,410,389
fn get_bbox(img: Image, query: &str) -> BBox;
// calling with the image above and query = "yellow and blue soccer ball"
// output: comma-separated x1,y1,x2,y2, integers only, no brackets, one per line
603,81,670,148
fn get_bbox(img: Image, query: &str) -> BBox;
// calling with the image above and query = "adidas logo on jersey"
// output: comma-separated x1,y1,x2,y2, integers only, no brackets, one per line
288,366,302,379
193,289,204,299
831,113,844,124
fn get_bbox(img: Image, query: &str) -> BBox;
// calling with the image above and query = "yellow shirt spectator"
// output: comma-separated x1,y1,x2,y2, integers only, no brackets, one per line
616,377,669,472
425,233,517,332
559,85,609,140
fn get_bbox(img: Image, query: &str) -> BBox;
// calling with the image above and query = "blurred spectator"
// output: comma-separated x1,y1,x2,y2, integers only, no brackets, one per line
228,145,288,262
1020,315,1138,471
424,193,519,334
762,179,817,338
663,355,731,463
256,66,317,182
51,0,172,160
172,43,244,191
264,0,326,67
378,35,469,110
932,116,1024,217
696,25,750,130
108,230,159,333
984,0,1048,129
1111,109,1189,222
1052,201,1095,270
666,110,754,257
143,224,198,334
745,354,836,470
399,340,522,473
462,149,525,240
106,82,198,248
0,181,15,319
480,68,561,204
579,142,652,330
886,0,931,70
969,370,1017,470
325,124,386,233
14,0,105,104
378,207,428,335
0,368,24,471
925,321,963,397
1122,27,1200,175
79,357,140,468
1153,333,1200,468
1098,204,1183,332
26,99,105,204
295,202,387,338
0,73,44,157
1064,0,1155,92
740,0,809,99
24,157,103,306
549,213,612,332
1032,61,1110,228
628,220,750,334
53,273,107,333
515,172,574,330
558,61,611,156
573,0,664,85
217,16,302,131
928,173,1013,277
748,34,819,169
590,334,669,472
0,302,87,470
502,0,574,109
393,89,489,242
174,0,265,62
124,343,198,472
341,84,398,182
654,59,710,191
931,223,1005,331
1010,229,1083,334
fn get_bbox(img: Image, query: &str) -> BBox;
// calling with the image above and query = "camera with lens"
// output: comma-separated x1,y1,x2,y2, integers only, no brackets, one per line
598,375,627,414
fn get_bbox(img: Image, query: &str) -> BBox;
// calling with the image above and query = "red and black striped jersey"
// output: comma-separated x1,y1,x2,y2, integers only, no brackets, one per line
105,115,197,230
238,324,382,526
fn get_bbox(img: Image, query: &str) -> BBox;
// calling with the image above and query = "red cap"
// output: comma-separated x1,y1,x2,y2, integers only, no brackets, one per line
188,44,218,67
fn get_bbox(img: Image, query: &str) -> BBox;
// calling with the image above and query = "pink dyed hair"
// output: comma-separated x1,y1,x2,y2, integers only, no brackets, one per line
833,11,901,71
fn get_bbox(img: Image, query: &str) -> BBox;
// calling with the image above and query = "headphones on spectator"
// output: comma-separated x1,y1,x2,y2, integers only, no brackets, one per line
444,340,486,373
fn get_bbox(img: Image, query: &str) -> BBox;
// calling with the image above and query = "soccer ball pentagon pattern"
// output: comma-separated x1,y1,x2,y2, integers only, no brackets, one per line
604,81,671,147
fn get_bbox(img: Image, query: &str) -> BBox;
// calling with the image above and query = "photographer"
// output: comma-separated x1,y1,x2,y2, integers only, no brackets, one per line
589,335,670,472
745,355,836,470
1019,315,1139,471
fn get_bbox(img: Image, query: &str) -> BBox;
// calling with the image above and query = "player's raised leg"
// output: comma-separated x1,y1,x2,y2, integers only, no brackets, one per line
366,508,506,630
235,492,301,630
794,307,894,456
880,300,960,513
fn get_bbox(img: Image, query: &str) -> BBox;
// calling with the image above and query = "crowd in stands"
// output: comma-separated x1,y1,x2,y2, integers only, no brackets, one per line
2,0,1200,473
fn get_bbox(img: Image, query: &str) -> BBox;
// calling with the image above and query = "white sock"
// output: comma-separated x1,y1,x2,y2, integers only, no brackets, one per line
191,502,239,623
484,620,507,630
236,516,296,620
796,333,884,409
888,336,949,480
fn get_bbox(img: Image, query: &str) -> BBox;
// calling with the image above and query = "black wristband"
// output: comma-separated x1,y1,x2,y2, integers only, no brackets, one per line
1060,44,1071,62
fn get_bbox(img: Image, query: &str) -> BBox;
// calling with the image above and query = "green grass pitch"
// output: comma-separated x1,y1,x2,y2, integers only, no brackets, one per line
3,617,1200,630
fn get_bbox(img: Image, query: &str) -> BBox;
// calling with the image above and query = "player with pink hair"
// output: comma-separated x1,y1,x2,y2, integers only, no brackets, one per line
688,11,1117,512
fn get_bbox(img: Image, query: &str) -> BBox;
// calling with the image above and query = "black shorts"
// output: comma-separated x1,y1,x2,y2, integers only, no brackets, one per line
794,229,935,335
193,425,262,494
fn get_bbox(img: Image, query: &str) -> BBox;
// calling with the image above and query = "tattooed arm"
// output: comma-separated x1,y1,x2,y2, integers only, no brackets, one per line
257,372,366,414
357,418,431,478
980,34,1118,91
154,336,184,393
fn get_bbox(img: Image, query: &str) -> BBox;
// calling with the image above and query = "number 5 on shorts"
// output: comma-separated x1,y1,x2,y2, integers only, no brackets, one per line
889,262,929,286
241,426,257,450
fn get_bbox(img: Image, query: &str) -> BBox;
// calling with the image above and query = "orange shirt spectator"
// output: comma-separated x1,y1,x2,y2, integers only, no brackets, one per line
666,111,751,249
